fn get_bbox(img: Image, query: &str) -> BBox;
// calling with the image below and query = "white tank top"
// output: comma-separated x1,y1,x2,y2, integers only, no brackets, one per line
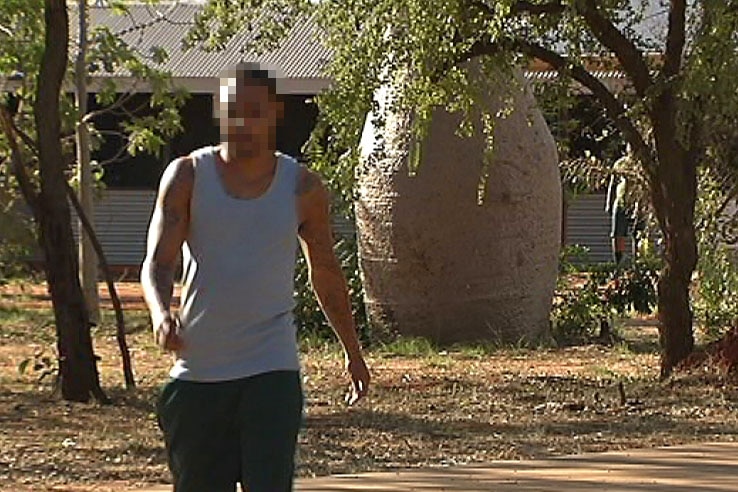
170,146,301,381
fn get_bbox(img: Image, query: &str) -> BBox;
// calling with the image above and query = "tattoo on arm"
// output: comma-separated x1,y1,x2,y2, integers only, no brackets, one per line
153,262,176,311
141,157,192,329
296,169,323,196
162,206,184,228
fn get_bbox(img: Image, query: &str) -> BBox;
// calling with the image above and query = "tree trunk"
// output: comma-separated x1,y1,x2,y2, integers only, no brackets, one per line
357,72,561,344
75,0,100,325
36,0,107,403
66,184,136,389
651,117,698,378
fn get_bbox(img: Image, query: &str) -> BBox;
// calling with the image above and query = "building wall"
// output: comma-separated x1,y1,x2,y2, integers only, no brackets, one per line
72,190,614,269
93,92,319,190
70,189,354,272
71,189,156,271
565,193,612,263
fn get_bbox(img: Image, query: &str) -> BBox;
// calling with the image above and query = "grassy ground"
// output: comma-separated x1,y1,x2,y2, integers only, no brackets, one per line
1,281,737,491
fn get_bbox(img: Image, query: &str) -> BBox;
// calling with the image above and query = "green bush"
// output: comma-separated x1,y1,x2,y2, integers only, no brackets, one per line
558,244,592,274
693,244,738,339
293,235,369,344
551,257,659,345
693,173,738,340
0,195,35,283
551,276,607,344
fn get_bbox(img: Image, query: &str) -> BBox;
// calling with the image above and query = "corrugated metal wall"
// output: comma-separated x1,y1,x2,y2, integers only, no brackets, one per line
71,190,357,267
71,190,156,267
565,192,626,264
65,191,617,267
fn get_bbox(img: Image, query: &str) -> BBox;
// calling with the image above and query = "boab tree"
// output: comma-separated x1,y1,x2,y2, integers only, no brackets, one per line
192,0,738,375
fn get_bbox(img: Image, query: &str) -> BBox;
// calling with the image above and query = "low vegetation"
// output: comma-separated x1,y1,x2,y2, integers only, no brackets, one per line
1,282,737,491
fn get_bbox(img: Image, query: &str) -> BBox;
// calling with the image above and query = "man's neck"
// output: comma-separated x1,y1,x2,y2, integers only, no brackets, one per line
218,143,275,175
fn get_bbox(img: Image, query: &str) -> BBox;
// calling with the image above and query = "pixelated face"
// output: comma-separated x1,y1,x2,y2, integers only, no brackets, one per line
218,77,282,159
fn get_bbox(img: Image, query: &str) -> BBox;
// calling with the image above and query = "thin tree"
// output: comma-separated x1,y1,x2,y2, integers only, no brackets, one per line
75,0,100,325
0,0,186,399
35,0,106,402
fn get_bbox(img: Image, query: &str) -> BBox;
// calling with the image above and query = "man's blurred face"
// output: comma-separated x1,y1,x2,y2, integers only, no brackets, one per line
219,78,281,159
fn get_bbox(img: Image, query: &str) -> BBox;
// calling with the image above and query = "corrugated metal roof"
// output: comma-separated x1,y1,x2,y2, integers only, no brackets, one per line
74,4,331,81
76,3,658,87
524,70,627,81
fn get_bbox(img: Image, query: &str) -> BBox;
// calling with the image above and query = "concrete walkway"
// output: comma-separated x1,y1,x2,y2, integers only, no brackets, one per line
141,442,738,491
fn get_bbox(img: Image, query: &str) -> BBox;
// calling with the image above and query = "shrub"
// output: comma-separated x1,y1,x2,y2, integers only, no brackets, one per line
551,257,659,345
692,172,738,341
293,235,369,344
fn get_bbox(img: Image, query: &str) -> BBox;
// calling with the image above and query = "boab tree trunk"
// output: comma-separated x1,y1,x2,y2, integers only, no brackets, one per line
357,73,561,344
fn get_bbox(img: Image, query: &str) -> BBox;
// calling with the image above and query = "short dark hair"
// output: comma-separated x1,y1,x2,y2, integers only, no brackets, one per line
219,62,280,99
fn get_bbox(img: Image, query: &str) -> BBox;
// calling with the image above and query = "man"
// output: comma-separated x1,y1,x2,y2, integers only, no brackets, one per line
606,148,632,266
141,63,370,492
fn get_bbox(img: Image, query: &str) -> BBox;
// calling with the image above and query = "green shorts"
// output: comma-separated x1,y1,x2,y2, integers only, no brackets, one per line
611,207,629,238
156,370,303,492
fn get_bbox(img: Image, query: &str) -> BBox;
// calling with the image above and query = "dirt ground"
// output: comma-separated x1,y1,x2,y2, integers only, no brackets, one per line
0,281,172,311
1,282,737,491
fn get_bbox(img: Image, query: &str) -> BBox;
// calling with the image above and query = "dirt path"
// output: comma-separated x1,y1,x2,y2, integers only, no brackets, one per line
294,442,738,492
58,442,738,491
0,282,177,311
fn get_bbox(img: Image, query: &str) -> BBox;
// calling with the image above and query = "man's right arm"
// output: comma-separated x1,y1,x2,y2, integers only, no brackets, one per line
140,157,194,351
605,175,615,214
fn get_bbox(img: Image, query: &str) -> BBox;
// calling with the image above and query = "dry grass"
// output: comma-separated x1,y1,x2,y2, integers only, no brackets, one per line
1,282,737,491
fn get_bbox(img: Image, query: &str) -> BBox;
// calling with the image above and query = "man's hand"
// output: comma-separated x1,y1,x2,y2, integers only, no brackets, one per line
155,313,184,352
345,355,370,406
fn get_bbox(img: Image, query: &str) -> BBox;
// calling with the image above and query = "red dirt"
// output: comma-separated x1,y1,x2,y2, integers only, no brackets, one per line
0,282,178,311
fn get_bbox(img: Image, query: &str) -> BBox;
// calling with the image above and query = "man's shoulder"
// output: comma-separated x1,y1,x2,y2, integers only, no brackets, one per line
295,164,325,197
276,151,300,170
188,145,218,162
165,156,195,181
164,145,217,181
158,155,197,198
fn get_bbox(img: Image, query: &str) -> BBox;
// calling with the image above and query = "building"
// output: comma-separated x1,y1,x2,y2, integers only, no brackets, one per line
71,3,330,272
4,2,668,270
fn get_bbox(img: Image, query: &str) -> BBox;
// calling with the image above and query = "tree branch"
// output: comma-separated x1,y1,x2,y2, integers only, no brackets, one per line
65,181,136,389
518,39,653,171
98,143,131,168
83,86,141,123
10,119,40,157
663,0,686,77
512,1,566,15
0,107,40,215
470,1,565,17
575,0,653,97
447,37,654,175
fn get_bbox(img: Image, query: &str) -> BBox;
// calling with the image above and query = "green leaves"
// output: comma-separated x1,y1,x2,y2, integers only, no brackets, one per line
693,169,738,339
95,79,118,107
681,0,738,182
552,257,659,346
184,0,313,53
149,46,168,65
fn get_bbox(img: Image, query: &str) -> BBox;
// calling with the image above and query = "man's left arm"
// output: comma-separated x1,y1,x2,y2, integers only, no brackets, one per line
297,168,370,404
